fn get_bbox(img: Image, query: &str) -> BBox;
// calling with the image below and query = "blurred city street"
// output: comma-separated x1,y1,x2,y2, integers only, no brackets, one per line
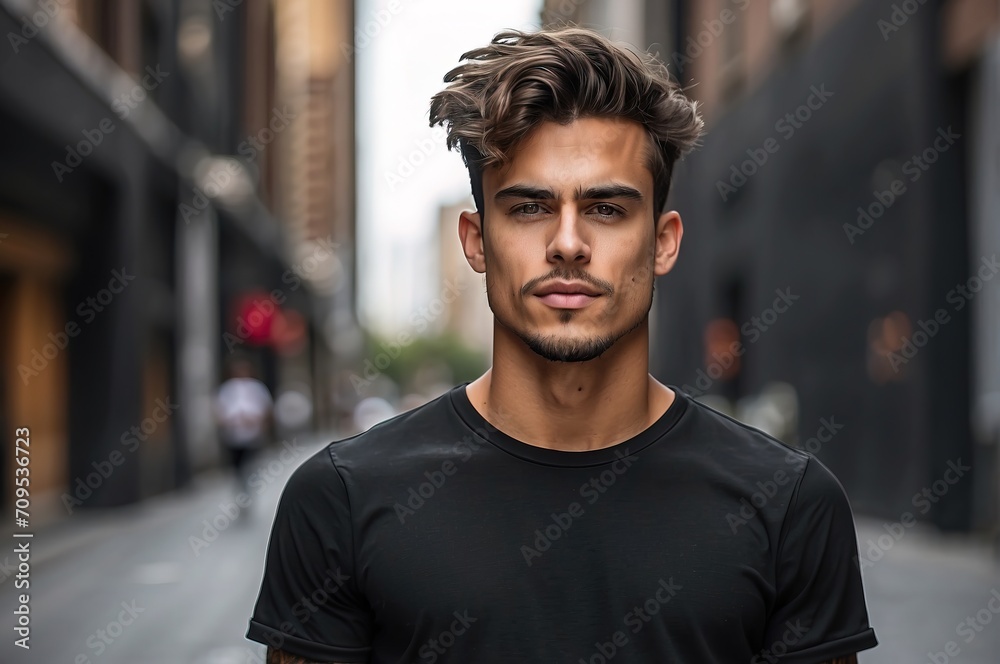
857,519,1000,663
0,437,337,664
1,0,999,661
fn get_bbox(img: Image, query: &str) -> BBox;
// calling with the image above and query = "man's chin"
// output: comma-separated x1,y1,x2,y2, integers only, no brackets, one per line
518,332,618,363
508,308,649,363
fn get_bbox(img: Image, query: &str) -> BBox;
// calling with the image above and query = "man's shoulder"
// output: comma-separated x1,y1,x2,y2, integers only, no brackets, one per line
279,389,461,501
325,388,462,467
679,394,857,540
679,391,812,480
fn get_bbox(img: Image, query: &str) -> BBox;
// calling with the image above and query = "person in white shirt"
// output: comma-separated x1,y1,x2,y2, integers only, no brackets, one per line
215,356,273,497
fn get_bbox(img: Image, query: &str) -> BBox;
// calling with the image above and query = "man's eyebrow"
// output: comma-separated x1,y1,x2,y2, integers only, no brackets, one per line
576,184,644,202
494,184,555,202
493,183,644,202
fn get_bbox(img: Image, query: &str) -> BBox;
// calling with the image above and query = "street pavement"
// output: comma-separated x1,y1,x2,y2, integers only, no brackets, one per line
0,434,325,664
0,436,997,664
857,517,1000,664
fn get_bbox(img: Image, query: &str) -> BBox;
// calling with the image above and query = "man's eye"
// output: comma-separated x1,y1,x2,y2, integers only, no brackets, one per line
514,203,542,215
593,204,619,218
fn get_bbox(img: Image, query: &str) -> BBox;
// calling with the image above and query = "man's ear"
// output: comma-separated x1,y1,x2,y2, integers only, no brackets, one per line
653,210,683,276
459,209,486,274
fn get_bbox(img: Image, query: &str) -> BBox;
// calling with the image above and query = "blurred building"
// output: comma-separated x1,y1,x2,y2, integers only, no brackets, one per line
437,199,493,358
544,0,1000,533
0,0,358,521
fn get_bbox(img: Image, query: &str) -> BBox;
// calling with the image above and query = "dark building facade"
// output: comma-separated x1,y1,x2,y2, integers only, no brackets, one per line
0,0,354,520
662,1,974,529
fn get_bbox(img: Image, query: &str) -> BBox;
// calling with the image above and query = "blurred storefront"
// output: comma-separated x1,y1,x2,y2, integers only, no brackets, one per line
546,0,1000,533
0,0,359,522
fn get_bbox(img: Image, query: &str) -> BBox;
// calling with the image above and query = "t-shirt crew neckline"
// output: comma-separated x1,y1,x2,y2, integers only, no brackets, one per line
448,381,690,468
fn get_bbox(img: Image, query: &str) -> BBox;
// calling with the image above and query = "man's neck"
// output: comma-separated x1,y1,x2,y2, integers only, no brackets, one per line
464,323,675,452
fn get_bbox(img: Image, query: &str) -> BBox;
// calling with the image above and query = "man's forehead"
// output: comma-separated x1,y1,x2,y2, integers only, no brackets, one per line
486,117,653,192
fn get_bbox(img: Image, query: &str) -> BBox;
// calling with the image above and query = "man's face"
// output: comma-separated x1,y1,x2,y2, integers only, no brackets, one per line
459,117,682,362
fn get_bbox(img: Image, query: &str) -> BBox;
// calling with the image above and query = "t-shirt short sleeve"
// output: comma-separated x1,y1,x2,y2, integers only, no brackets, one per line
764,455,878,663
246,447,374,661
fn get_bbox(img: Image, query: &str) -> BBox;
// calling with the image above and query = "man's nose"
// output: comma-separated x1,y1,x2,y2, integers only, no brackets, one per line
546,207,591,264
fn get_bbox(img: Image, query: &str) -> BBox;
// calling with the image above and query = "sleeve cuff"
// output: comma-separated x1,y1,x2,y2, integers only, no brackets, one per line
776,627,878,663
246,619,371,662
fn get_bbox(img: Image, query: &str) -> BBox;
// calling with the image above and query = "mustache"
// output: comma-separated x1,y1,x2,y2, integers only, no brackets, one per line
521,269,614,296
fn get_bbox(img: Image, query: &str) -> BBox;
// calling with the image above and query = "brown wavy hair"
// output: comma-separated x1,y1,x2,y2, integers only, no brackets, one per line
428,26,704,219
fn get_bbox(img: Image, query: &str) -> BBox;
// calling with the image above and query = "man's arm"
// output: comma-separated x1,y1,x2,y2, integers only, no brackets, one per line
266,647,354,663
247,453,375,658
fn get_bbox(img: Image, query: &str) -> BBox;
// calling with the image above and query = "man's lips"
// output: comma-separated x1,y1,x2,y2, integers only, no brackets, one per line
535,292,600,309
532,280,604,309
534,280,602,296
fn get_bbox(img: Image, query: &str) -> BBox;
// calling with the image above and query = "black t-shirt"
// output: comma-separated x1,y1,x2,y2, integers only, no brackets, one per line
247,383,878,663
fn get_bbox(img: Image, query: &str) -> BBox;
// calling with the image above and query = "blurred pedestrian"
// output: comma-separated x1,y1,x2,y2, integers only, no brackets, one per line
273,383,314,438
214,356,273,502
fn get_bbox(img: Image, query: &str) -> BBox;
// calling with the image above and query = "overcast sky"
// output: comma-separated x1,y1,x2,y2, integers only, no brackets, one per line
355,0,542,335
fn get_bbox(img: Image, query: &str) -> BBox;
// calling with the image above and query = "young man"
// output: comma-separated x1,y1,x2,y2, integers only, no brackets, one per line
247,27,878,663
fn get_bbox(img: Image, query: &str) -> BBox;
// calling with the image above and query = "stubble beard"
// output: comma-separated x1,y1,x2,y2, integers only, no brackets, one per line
495,281,655,363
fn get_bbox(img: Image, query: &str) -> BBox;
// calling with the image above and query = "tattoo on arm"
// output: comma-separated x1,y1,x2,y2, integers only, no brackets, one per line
265,647,352,664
